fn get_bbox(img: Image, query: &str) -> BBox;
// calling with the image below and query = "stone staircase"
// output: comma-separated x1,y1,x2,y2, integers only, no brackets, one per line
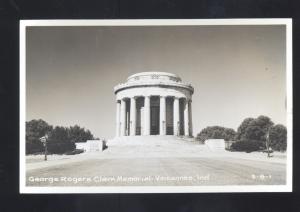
105,135,211,158
107,135,199,147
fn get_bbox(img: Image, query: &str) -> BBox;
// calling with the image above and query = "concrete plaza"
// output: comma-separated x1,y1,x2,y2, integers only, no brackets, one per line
26,139,286,187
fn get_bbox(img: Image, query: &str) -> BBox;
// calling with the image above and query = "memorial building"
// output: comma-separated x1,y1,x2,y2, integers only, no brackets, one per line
114,72,194,137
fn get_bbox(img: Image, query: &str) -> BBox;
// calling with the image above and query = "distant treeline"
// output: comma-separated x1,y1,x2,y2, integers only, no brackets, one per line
197,115,287,152
26,119,96,155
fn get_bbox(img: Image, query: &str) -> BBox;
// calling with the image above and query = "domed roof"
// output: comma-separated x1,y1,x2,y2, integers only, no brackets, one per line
127,72,182,82
114,71,193,94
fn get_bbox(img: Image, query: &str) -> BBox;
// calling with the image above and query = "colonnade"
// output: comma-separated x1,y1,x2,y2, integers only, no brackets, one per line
115,96,192,137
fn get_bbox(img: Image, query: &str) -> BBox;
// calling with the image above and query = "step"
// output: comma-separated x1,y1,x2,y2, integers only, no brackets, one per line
107,135,198,146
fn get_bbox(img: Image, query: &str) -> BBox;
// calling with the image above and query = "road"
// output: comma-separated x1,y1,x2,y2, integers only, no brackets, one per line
26,155,286,186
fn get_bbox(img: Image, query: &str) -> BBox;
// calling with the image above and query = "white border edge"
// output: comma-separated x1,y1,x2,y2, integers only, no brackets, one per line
20,20,27,194
285,19,293,192
19,19,293,194
19,19,292,26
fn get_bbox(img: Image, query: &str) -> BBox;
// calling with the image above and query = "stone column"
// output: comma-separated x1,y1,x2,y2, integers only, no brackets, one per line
184,98,189,136
120,99,127,136
130,97,136,136
115,100,121,137
173,97,180,136
188,100,193,136
159,96,166,135
143,96,151,135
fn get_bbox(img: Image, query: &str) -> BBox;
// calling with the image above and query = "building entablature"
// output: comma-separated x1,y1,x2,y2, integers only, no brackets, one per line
114,81,194,94
116,86,192,101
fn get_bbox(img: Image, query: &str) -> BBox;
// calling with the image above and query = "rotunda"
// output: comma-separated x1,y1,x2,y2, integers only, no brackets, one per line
114,72,194,137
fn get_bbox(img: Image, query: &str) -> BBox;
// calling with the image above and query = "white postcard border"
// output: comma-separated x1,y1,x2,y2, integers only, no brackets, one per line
20,19,293,193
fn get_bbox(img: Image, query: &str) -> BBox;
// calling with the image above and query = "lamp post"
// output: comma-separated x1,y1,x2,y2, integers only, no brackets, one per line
266,128,271,158
40,134,48,161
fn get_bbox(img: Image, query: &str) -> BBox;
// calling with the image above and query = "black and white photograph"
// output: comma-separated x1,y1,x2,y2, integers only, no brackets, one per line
20,19,292,193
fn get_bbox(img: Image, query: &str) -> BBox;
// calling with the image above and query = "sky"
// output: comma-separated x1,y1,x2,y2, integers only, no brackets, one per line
26,25,287,139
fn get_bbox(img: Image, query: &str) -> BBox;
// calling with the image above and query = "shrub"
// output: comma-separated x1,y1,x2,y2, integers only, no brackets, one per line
65,149,84,155
197,126,236,143
233,115,277,152
269,124,287,152
26,140,44,155
231,140,262,153
47,140,76,154
26,119,53,154
235,116,273,149
26,119,96,155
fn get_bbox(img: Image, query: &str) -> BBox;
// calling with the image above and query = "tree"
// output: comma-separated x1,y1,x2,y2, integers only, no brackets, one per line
223,128,236,141
232,115,274,152
68,125,94,143
48,126,75,154
26,119,96,154
231,140,262,153
269,124,287,152
235,118,254,141
243,116,274,145
26,119,53,154
197,126,236,143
